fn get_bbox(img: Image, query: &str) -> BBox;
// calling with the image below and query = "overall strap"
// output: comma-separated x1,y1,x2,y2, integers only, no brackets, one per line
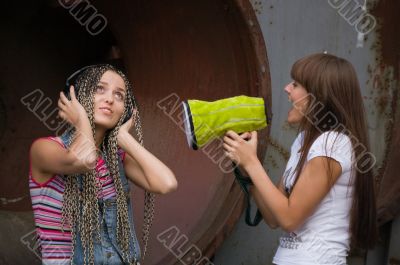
59,131,70,148
117,151,130,196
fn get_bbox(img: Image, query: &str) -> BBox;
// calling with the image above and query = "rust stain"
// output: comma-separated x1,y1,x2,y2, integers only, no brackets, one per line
267,137,290,162
251,0,263,15
370,0,400,225
370,0,400,74
281,120,296,132
267,154,278,169
370,65,396,116
369,0,400,183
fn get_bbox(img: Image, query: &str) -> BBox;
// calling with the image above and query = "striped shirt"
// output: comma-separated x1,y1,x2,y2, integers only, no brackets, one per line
29,136,126,264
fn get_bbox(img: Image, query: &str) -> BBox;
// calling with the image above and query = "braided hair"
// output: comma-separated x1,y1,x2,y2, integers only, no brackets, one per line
61,64,151,264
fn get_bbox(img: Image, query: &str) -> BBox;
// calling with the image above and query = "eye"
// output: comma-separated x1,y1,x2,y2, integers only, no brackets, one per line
292,82,298,88
96,85,105,93
115,92,125,101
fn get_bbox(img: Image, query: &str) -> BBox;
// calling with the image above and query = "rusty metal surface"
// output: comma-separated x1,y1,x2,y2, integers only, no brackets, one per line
4,0,400,264
0,0,271,264
0,2,128,263
369,0,400,226
0,1,114,211
94,1,271,263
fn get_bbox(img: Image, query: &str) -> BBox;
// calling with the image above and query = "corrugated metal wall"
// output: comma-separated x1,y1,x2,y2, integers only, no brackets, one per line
214,0,400,264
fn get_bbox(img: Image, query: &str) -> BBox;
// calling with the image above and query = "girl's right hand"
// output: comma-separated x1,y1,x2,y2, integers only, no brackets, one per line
58,85,89,128
223,130,258,168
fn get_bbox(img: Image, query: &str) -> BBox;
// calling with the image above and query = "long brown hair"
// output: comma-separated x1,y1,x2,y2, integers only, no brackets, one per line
290,53,377,249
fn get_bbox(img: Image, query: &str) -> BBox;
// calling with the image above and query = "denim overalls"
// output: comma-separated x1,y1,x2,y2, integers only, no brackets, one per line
60,131,141,265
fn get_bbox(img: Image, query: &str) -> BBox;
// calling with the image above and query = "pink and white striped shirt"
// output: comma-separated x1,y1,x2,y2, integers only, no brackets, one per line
29,136,126,264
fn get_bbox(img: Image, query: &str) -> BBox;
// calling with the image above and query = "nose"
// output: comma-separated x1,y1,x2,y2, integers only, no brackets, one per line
284,82,292,94
104,90,114,104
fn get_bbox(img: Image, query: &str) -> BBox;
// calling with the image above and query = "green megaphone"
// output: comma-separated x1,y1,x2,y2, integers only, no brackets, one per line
182,95,268,149
182,95,268,226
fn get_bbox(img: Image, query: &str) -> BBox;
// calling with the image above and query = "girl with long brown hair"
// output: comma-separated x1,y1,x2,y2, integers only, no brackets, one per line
223,53,377,264
29,64,177,265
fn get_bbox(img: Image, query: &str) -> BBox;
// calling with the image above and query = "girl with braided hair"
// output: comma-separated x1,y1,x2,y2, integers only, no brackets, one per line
29,64,177,265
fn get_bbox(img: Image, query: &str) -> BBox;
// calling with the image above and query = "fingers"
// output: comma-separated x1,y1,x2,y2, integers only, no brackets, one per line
224,149,239,164
58,98,64,109
224,151,235,161
223,135,237,147
57,99,68,119
120,115,134,133
225,130,253,143
223,143,234,153
69,85,77,101
225,130,241,141
250,131,258,143
58,110,69,124
239,132,252,140
224,130,253,147
124,114,134,125
223,134,237,161
223,130,258,166
59,91,69,105
58,89,72,123
58,110,65,120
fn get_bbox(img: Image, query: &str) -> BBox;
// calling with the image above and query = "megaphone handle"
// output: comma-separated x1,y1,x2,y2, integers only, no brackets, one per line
233,165,263,226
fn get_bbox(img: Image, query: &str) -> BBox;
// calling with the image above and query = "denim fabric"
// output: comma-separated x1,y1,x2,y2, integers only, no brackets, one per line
60,132,141,264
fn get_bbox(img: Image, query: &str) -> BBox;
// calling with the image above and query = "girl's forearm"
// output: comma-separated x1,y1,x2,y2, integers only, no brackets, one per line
118,132,177,192
69,118,97,169
249,185,280,229
244,160,292,231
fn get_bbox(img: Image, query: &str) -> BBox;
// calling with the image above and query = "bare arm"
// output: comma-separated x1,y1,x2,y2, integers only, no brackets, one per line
30,86,97,183
234,133,283,228
249,177,286,229
118,124,177,194
224,130,342,232
244,156,341,232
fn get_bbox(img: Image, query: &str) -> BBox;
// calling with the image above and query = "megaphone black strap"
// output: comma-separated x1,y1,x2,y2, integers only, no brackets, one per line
233,165,263,226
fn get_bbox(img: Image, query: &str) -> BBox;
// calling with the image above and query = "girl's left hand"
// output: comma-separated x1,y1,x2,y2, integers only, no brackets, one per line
223,130,258,167
117,110,137,145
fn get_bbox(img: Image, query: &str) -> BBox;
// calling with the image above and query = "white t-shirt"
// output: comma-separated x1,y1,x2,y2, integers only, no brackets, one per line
273,131,354,265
